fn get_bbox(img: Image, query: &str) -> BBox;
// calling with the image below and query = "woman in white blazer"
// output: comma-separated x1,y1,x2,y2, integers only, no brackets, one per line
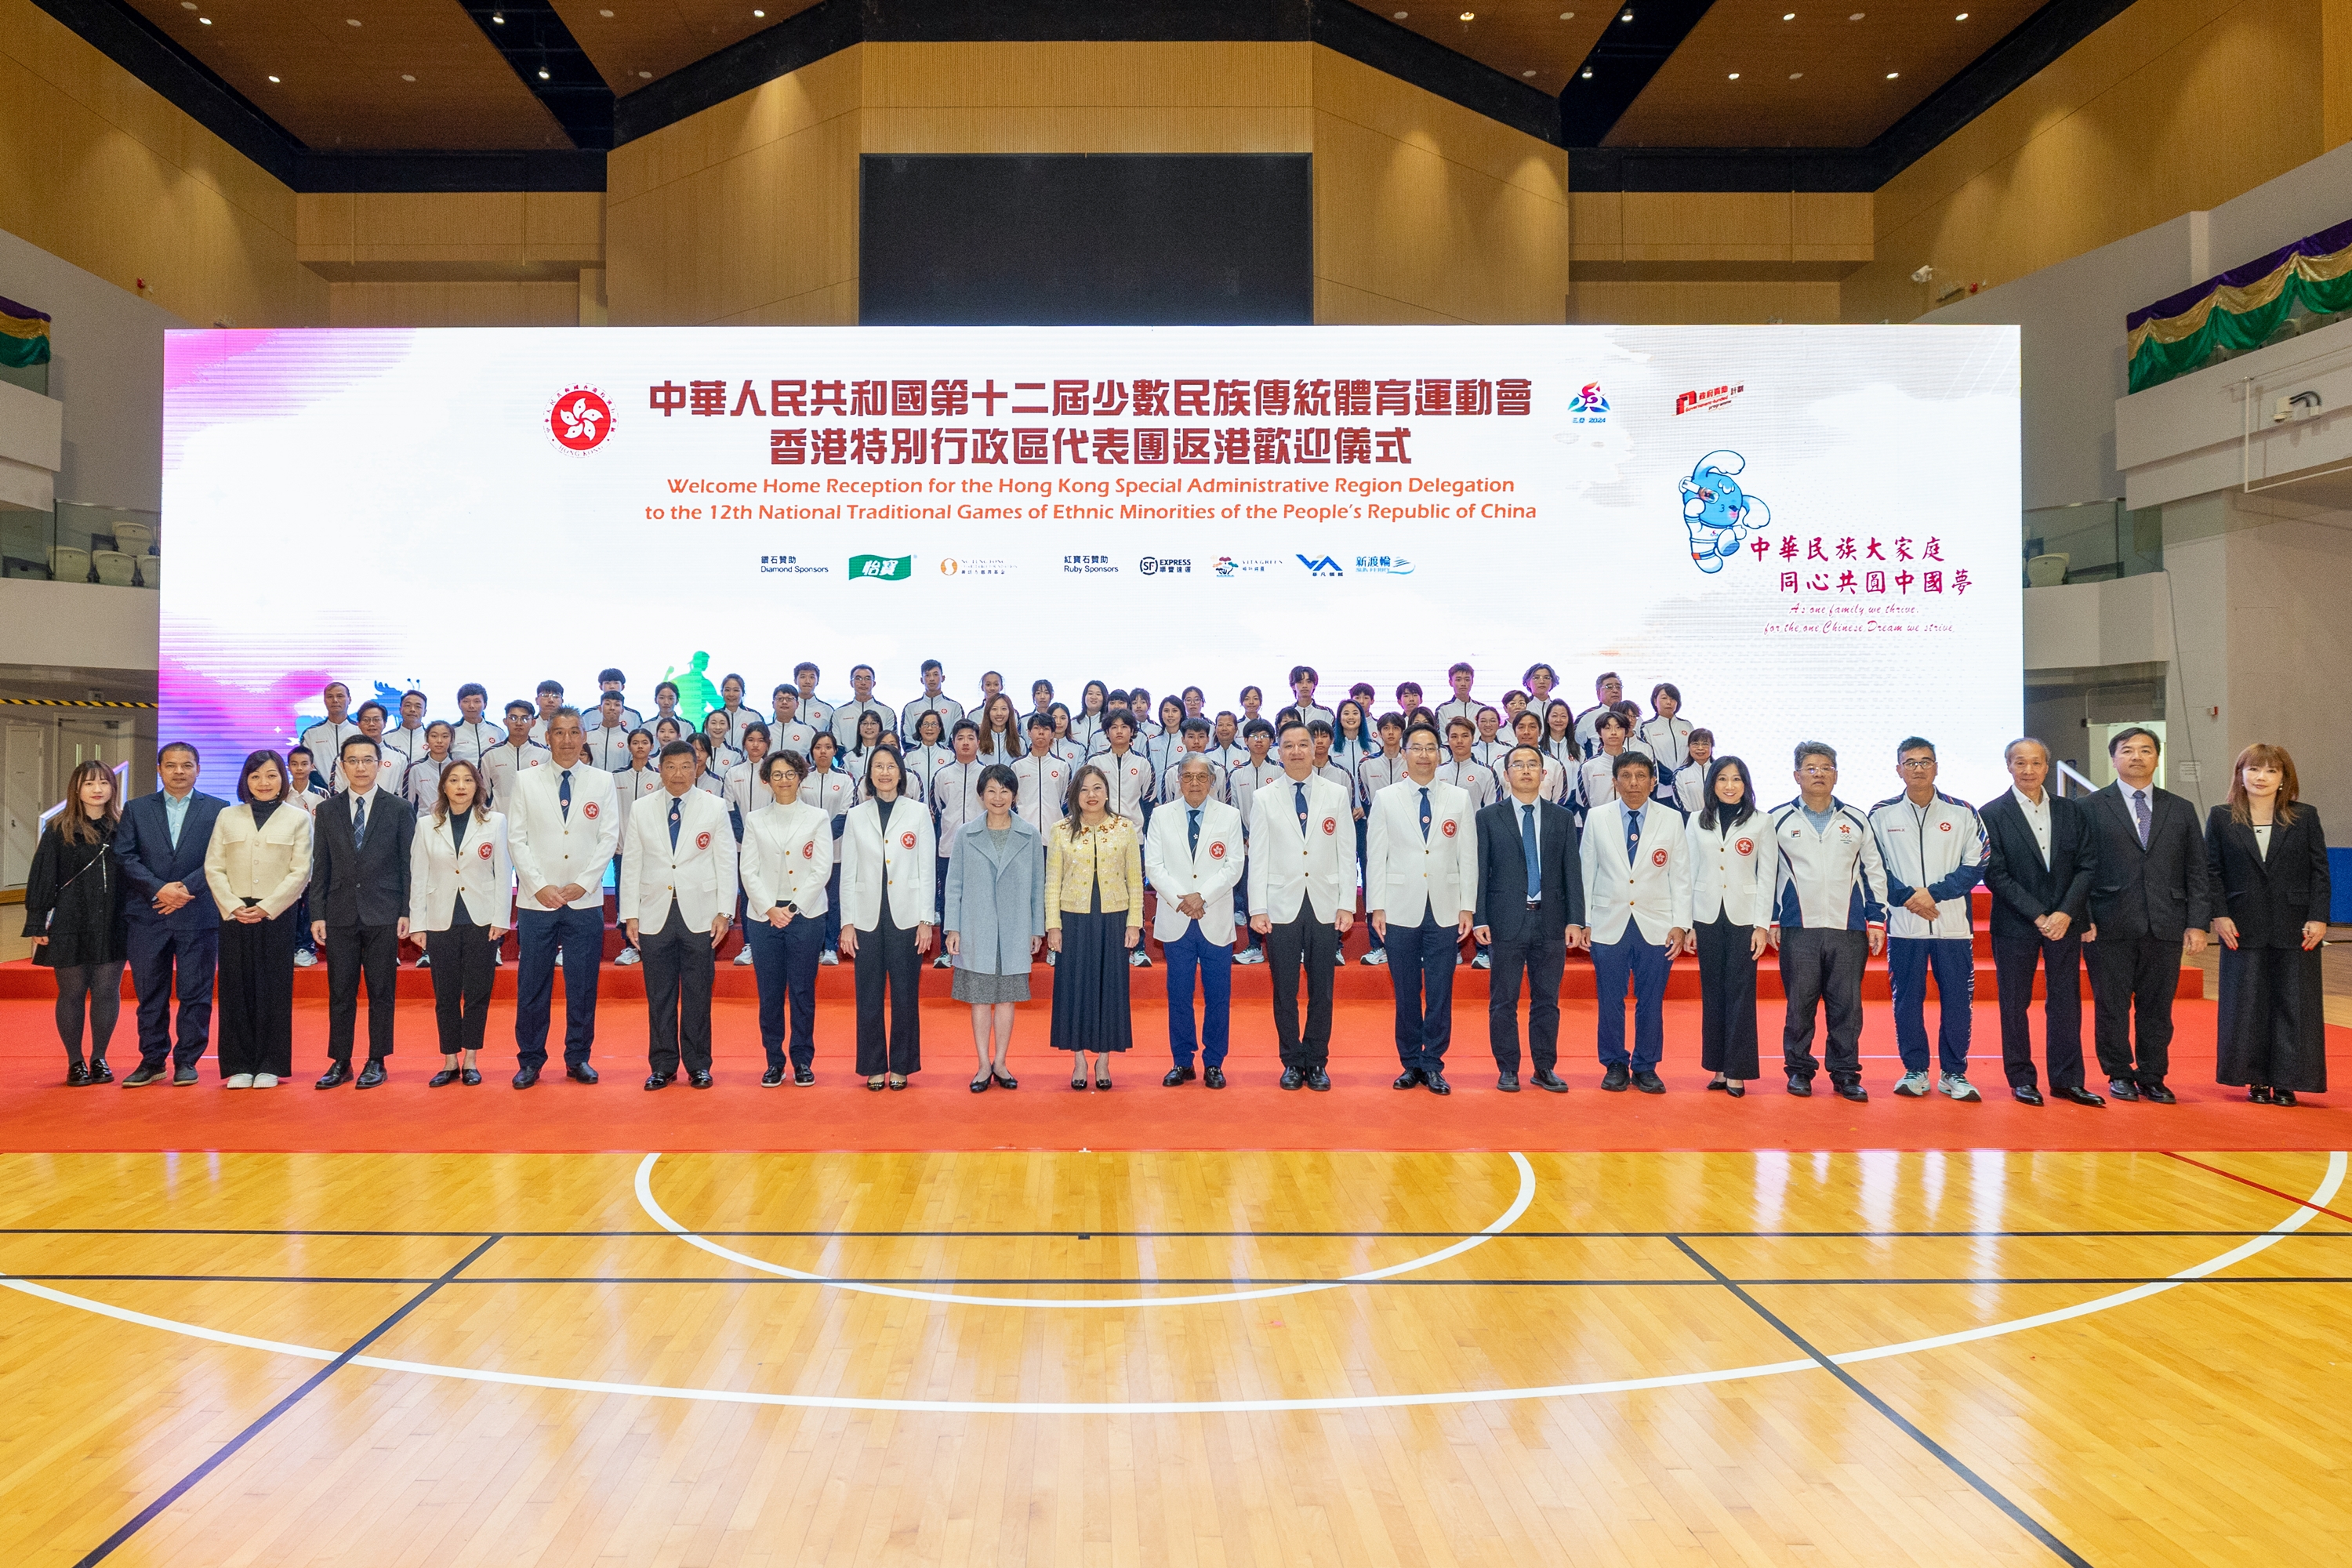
406,759,511,1085
838,747,936,1090
739,752,834,1087
204,750,313,1087
1680,756,1773,1096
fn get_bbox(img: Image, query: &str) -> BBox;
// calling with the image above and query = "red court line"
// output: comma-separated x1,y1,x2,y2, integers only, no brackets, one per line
2161,1152,2352,1226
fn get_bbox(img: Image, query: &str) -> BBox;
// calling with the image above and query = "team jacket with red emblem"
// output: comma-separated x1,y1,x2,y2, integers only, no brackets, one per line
1769,797,1889,931
739,800,833,918
1686,810,1777,926
837,796,937,933
617,785,738,936
1867,790,1987,940
1364,778,1480,927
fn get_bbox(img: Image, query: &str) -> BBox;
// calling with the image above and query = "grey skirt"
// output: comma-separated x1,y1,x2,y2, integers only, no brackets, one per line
952,966,1031,1004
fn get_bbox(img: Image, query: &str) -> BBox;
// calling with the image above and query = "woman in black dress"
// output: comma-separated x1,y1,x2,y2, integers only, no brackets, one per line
22,760,127,1084
2206,742,2330,1104
1044,765,1144,1088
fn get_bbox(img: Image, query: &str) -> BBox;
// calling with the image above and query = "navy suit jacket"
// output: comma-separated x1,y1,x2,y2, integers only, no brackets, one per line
1472,797,1584,942
115,789,227,927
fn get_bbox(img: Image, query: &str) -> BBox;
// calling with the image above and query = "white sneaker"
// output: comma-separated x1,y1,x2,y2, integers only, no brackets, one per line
1940,1072,1982,1102
1362,949,1387,965
293,949,317,967
1233,946,1265,965
819,949,840,966
615,947,641,966
1130,949,1152,967
223,1073,254,1089
416,954,431,969
932,953,953,968
734,948,754,966
1472,952,1491,969
1893,1069,1931,1098
252,1073,278,1088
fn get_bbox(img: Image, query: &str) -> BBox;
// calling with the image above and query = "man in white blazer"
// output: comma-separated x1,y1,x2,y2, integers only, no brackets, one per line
1365,721,1479,1094
619,741,738,1089
503,707,620,1090
1580,751,1690,1094
1145,757,1246,1088
1247,720,1355,1091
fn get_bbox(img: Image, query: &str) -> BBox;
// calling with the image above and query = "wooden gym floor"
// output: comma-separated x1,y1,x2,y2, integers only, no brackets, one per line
2,1148,2349,1566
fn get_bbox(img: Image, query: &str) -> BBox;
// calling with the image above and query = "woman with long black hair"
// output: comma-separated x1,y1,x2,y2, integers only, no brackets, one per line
23,760,127,1084
204,750,311,1087
1682,756,1774,1096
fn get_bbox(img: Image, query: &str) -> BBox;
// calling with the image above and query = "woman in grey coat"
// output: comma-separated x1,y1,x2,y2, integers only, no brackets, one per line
942,764,1046,1091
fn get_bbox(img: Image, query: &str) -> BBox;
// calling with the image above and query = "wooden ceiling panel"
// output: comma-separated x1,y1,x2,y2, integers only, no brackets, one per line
548,0,817,92
121,0,572,149
1604,0,2045,147
1354,0,1612,98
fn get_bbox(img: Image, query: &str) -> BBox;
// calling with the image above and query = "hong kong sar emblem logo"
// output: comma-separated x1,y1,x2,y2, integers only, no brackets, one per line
549,386,614,454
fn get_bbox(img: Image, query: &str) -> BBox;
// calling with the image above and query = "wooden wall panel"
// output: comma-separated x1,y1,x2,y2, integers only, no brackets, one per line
326,280,583,328
0,0,324,328
296,191,605,281
1843,0,2325,321
1567,280,1845,323
1573,190,1871,276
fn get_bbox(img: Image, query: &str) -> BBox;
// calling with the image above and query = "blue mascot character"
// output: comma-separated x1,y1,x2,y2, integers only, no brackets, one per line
1679,450,1769,574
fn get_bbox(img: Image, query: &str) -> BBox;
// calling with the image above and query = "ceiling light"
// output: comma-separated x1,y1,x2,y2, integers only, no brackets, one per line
267,74,280,82
1886,70,1898,77
1523,68,1537,76
1459,9,1475,18
752,6,764,13
180,1,194,8
1394,9,1408,16
401,73,415,82
1788,71,1802,78
492,12,504,22
599,6,613,13
198,15,211,23
346,16,361,25
1619,7,1633,17
538,67,550,78
1559,8,1574,15
637,70,652,77
1581,67,1593,77
1728,71,1739,78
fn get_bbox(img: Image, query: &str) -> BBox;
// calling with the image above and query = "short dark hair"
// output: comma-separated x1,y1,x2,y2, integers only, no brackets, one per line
504,699,533,719
158,741,199,766
773,682,794,699
1179,717,1211,738
950,718,980,739
356,700,387,721
1896,736,1936,760
1687,728,1715,746
1504,743,1546,770
2108,726,2161,757
1596,711,1630,735
1027,713,1055,732
1794,741,1838,768
1104,710,1136,734
598,667,626,684
861,742,905,793
1611,750,1655,778
1289,664,1317,686
599,689,623,706
456,682,487,703
921,659,943,676
1446,716,1474,735
793,661,818,678
1276,719,1311,743
401,688,426,706
1595,670,1621,692
1377,711,1406,733
235,750,284,804
1243,718,1276,741
850,663,874,679
977,762,1019,800
1305,719,1334,740
659,740,695,764
339,735,381,760
1403,722,1443,750
536,679,563,696
287,745,314,763
1651,681,1682,708
764,750,805,784
1447,661,1473,678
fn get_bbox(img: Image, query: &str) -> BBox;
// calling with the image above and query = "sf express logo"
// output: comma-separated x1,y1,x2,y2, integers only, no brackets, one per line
548,386,615,454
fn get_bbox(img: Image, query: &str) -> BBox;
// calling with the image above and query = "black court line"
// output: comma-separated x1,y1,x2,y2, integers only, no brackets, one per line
69,1235,502,1568
1669,1235,2093,1568
7,1225,2345,1240
17,1272,2352,1288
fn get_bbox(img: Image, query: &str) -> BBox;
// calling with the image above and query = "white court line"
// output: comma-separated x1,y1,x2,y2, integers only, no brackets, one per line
0,1151,2338,1416
630,1149,1538,1308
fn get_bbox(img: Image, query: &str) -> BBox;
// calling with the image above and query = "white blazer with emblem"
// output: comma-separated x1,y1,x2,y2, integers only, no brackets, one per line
1364,776,1480,927
618,786,739,935
1686,810,1777,927
838,795,937,932
1144,795,1246,944
1245,771,1352,924
505,760,619,913
740,800,833,916
1580,797,1693,946
407,808,514,933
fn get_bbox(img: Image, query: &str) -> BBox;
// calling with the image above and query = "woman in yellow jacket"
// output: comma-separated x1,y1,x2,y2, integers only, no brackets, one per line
1045,764,1144,1088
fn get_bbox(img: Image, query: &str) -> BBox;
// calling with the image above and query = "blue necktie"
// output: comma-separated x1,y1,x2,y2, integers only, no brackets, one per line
669,796,681,850
1625,804,1642,865
1188,807,1200,855
2132,789,2151,848
560,768,572,819
1294,782,1308,833
1418,786,1431,840
351,794,368,850
1522,804,1541,897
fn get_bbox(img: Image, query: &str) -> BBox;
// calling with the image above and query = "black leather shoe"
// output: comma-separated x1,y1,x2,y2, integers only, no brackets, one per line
2012,1084,2045,1105
314,1062,351,1090
1832,1079,1867,1103
1392,1069,1424,1091
797,1065,817,1086
2274,1087,2299,1107
992,1068,1016,1090
763,1066,786,1087
644,1073,672,1091
1203,1065,1225,1090
461,1067,481,1086
1786,1074,1813,1097
2056,1084,2106,1106
430,1064,460,1087
1425,1071,1450,1096
123,1064,165,1087
2107,1078,2140,1102
512,1066,540,1089
1163,1065,1197,1087
1706,1076,1727,1091
1531,1068,1568,1094
690,1069,713,1089
1305,1066,1331,1092
355,1058,387,1089
87,1057,113,1084
567,1062,600,1085
1632,1069,1665,1095
2141,1081,2176,1105
172,1066,200,1086
1723,1080,1745,1098
66,1059,91,1087
1601,1064,1631,1092
1497,1072,1521,1093
1280,1067,1305,1091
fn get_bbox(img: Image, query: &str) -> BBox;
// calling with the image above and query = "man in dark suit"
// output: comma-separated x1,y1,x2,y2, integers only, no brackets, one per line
310,735,415,1088
115,742,228,1087
2080,726,2209,1103
1980,738,2103,1106
1472,744,1588,1092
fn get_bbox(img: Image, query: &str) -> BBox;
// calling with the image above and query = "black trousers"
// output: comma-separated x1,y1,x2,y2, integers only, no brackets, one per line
51,962,124,1062
1266,910,1338,1069
1696,915,1760,1079
1779,927,1867,1083
641,900,715,1076
426,924,498,1056
1991,927,2085,1091
128,920,216,1073
854,919,923,1076
217,914,297,1078
2085,932,2179,1085
1487,928,1565,1074
326,923,400,1062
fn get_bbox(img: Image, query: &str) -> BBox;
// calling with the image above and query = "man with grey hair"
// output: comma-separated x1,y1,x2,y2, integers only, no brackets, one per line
1979,737,2104,1105
1143,754,1247,1088
1769,741,1887,1102
506,705,619,1089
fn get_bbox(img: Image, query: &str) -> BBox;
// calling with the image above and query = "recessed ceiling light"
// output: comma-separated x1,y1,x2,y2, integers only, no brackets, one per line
179,1,194,8
637,70,652,78
346,16,361,25
1559,8,1574,15
1523,68,1537,76
401,73,415,82
1393,9,1408,16
752,7,764,14
198,16,211,23
599,6,613,13
1788,71,1802,78
1728,71,1739,78
1459,9,1475,18
538,67,550,78
1581,67,1593,77
1619,7,1633,17
267,74,280,82
492,12,504,22
1886,70,1899,77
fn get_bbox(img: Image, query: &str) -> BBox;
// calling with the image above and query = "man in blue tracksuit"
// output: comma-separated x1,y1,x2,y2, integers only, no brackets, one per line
1867,738,1987,1102
1769,741,1889,1102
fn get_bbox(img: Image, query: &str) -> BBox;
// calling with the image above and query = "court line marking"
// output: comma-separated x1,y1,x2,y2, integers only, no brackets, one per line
0,1150,2338,1417
632,1149,1539,1308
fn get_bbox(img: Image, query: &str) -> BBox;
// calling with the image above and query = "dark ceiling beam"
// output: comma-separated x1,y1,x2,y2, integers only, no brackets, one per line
1558,0,1717,147
294,150,608,193
457,2,613,150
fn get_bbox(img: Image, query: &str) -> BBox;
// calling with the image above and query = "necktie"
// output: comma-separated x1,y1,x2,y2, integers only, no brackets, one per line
1294,782,1308,833
1522,804,1541,897
2132,789,2151,848
560,768,572,819
1625,804,1642,865
1418,786,1431,840
669,796,682,850
1188,807,1200,856
352,794,368,850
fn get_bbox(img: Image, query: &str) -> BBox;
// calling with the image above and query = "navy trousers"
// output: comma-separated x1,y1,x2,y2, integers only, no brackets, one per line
746,910,823,1069
1163,920,1233,1068
1381,913,1459,1076
1888,936,1973,1076
128,920,217,1073
1592,927,1671,1070
514,903,604,1069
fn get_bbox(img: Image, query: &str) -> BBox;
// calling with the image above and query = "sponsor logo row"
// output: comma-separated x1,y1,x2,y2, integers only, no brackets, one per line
764,552,1417,580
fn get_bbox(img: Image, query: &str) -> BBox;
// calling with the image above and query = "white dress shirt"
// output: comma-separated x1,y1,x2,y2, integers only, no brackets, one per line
2011,786,2053,867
